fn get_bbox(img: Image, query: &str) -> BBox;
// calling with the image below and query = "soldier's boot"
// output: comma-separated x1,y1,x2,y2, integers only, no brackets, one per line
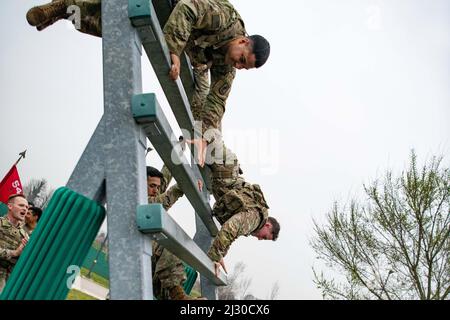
26,0,74,31
168,285,207,300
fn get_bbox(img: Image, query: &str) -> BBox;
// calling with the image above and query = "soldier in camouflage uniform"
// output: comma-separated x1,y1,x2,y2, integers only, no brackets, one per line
163,0,270,129
0,194,30,294
24,206,43,236
205,140,280,275
146,166,204,300
26,0,271,165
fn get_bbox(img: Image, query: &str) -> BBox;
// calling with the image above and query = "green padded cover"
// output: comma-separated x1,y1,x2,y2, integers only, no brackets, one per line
182,263,197,295
0,202,7,217
0,187,105,300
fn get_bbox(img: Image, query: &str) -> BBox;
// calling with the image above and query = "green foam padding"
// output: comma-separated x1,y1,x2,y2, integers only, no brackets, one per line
0,187,105,300
182,263,197,295
0,202,7,217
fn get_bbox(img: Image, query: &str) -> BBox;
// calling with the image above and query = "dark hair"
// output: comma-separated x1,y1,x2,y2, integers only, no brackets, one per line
248,35,270,68
29,206,43,221
7,193,26,203
268,216,280,241
146,166,164,179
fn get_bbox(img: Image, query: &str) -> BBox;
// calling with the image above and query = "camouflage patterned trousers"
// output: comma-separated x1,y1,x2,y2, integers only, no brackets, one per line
152,242,186,300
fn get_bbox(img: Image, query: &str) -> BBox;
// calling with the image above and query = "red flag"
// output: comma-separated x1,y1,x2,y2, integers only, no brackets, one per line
0,165,23,204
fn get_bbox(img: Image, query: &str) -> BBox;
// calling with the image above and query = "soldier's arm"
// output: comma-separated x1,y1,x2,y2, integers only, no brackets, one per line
0,241,26,261
0,247,14,261
202,65,236,142
207,209,260,262
156,184,185,211
163,1,204,57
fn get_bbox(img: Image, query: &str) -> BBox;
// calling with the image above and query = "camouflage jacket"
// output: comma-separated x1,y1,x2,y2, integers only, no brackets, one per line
0,217,29,272
207,207,267,262
163,0,246,137
164,0,245,63
148,165,184,210
208,140,269,222
206,142,270,261
148,184,184,211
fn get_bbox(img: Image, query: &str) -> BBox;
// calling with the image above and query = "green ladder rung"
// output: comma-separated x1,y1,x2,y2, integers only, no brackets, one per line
0,187,105,300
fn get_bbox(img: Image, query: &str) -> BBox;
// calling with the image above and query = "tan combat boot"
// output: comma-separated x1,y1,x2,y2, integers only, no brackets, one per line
168,286,207,300
26,0,73,31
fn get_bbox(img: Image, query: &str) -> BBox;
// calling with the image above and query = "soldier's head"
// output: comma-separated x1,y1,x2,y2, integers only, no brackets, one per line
252,216,280,241
146,166,163,197
224,35,270,70
26,206,43,226
7,194,29,225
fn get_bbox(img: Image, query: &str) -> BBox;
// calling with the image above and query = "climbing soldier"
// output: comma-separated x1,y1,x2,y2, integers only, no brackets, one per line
163,0,271,168
24,206,43,236
146,166,205,300
25,0,271,166
205,141,280,276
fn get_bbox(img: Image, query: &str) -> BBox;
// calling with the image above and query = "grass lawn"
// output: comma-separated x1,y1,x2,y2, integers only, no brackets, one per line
66,289,98,300
80,267,109,288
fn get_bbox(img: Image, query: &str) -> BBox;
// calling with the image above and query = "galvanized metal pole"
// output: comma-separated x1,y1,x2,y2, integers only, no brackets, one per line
102,0,152,300
68,0,223,300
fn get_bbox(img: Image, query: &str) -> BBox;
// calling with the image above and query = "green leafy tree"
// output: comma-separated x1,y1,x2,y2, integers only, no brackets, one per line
311,151,449,300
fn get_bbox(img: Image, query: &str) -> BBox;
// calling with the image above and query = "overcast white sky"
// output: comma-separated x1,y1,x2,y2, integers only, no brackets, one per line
1,0,449,299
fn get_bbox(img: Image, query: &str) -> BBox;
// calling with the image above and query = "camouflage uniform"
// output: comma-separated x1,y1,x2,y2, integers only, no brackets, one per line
148,169,186,300
70,0,245,141
0,217,29,294
164,0,246,140
206,141,270,262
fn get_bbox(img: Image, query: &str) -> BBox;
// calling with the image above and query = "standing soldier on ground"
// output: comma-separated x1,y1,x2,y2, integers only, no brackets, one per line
0,194,30,294
146,166,205,300
24,206,43,236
